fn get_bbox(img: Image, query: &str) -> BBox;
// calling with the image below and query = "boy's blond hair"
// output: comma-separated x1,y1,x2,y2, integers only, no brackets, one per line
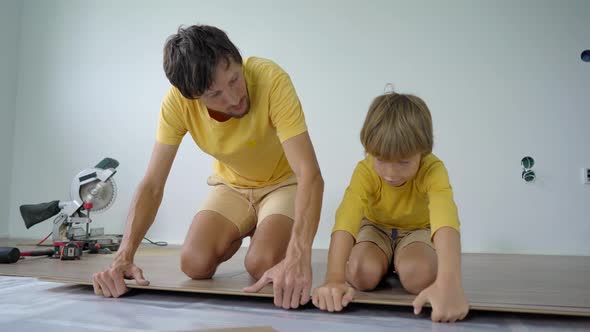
360,92,433,161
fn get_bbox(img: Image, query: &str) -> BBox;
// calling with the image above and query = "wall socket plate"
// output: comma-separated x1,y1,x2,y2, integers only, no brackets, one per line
583,168,590,184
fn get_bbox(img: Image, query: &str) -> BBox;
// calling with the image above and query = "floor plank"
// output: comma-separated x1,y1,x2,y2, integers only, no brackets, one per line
0,239,588,316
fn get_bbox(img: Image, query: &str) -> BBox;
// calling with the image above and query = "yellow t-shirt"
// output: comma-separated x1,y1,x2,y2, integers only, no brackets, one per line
333,154,460,239
156,57,308,188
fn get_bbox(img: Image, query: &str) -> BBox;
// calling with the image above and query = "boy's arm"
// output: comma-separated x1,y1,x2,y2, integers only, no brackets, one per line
413,227,469,322
313,162,374,312
312,230,356,312
325,231,355,282
412,160,468,322
432,227,462,286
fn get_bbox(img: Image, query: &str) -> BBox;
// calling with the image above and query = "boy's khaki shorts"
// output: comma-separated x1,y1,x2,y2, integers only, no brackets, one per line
198,176,298,236
356,219,434,266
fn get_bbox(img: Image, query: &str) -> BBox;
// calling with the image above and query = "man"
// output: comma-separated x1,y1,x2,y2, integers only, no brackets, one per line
92,25,324,310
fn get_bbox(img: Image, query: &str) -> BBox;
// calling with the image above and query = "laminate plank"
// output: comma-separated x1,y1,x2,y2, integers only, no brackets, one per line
1,239,588,316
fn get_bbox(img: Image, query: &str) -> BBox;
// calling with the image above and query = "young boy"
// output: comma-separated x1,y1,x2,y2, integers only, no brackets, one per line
312,92,469,322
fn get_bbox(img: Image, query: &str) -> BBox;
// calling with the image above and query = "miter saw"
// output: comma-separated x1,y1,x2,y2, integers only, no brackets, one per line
19,157,122,257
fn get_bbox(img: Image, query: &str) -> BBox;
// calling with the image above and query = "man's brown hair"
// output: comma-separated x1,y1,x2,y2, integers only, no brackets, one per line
163,25,242,99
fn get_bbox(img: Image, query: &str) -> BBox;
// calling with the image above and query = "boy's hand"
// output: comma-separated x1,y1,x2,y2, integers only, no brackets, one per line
412,279,469,322
312,281,355,312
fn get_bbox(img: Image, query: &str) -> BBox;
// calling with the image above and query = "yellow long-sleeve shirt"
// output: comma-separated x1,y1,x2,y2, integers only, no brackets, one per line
333,154,460,239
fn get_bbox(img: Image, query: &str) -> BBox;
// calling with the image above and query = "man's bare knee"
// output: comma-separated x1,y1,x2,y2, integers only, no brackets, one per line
244,250,283,280
244,215,292,280
181,210,243,279
181,251,219,280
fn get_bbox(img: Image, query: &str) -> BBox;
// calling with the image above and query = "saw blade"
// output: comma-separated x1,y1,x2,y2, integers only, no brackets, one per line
79,178,117,213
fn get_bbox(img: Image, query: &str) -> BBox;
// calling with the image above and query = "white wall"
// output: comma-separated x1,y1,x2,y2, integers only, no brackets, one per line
8,0,590,255
0,0,21,237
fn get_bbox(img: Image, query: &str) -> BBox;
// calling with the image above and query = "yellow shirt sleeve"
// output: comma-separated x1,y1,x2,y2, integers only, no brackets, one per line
333,161,378,239
269,73,308,143
419,160,461,238
156,88,188,145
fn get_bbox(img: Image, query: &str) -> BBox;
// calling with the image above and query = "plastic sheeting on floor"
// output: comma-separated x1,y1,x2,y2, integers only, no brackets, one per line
0,276,588,332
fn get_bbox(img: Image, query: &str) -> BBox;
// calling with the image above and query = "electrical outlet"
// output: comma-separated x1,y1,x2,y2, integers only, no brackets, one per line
583,168,590,184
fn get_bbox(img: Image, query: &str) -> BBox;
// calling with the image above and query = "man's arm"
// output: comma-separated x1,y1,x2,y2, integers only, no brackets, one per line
243,131,324,308
93,142,179,298
281,131,324,261
116,142,179,261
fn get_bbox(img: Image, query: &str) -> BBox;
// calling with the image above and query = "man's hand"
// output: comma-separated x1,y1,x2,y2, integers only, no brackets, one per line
413,279,469,322
312,281,355,312
92,259,150,298
243,255,312,309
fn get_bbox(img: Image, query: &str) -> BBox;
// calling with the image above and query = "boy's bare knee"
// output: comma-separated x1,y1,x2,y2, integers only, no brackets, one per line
346,259,383,291
397,261,436,294
181,251,218,280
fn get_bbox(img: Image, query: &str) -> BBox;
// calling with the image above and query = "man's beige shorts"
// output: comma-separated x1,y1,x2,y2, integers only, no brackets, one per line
198,176,297,236
356,219,434,266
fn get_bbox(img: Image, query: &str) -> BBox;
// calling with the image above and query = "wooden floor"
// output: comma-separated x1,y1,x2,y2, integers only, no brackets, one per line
0,239,588,316
192,328,275,332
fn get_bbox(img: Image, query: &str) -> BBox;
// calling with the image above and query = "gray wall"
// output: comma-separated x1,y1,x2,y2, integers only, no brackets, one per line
7,0,590,254
0,0,21,237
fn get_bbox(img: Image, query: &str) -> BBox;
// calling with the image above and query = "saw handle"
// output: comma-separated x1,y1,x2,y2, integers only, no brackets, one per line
0,247,20,264
19,200,61,229
95,157,119,170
